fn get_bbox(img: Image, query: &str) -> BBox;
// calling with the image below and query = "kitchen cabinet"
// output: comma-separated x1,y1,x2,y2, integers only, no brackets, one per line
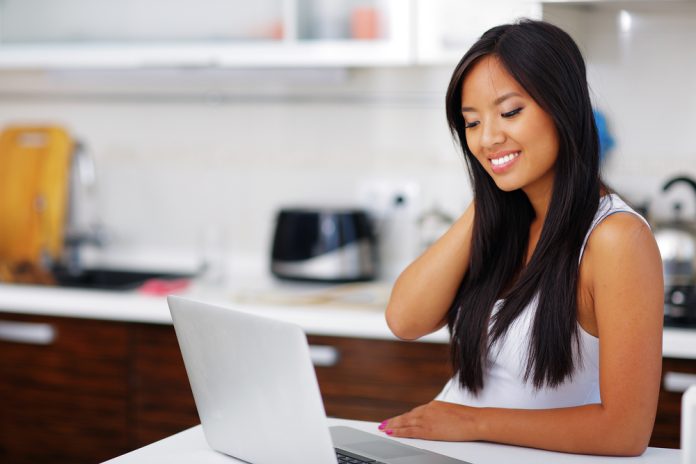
414,0,542,65
0,310,689,464
0,313,199,464
130,323,200,447
653,357,696,448
0,311,451,463
310,334,452,420
0,0,411,68
0,0,551,69
0,314,130,464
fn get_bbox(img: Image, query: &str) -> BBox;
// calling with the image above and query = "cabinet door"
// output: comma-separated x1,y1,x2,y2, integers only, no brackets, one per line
0,0,411,68
131,326,450,440
652,357,696,448
308,335,452,421
131,323,199,447
415,0,542,65
0,313,130,464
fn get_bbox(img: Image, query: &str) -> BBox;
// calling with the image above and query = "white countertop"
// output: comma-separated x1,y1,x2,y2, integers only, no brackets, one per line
1,279,696,357
0,278,451,343
103,418,681,464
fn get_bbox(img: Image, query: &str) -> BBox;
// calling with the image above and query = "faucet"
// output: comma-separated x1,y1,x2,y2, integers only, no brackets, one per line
60,140,108,276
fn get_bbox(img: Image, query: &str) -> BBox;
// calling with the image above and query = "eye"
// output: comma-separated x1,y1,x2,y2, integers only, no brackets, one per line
502,107,523,118
464,120,479,129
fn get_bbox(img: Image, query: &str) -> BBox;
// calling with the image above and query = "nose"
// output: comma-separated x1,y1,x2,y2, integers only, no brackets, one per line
479,117,506,150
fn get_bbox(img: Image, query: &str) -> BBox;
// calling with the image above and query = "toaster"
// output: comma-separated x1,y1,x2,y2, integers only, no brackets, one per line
270,208,376,283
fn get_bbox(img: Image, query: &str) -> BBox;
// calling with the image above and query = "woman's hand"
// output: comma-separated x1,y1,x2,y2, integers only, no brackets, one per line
385,202,475,341
378,401,483,441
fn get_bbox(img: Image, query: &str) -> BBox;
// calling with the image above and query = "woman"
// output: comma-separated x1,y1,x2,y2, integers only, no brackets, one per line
380,20,663,456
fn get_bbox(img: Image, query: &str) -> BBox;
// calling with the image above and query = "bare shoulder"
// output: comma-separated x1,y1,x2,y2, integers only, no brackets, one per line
583,211,663,317
584,211,657,262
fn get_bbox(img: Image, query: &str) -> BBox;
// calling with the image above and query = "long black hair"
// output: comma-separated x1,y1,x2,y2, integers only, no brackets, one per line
445,19,604,394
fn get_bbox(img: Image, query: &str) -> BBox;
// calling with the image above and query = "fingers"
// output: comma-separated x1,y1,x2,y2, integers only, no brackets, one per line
378,401,475,442
378,410,423,437
385,426,421,438
378,419,422,438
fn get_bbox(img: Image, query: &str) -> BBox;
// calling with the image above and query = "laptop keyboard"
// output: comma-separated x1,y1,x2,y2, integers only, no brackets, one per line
335,447,379,463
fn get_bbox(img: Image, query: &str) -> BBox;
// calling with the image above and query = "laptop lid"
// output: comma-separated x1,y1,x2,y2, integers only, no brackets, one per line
168,295,336,464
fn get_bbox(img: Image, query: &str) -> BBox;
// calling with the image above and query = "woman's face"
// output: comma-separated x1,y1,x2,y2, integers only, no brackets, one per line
461,55,559,196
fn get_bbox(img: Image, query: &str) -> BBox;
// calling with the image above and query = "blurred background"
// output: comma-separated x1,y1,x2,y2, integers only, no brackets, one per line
0,0,693,268
1,1,696,463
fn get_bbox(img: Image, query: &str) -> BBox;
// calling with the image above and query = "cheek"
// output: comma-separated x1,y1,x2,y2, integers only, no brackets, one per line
524,118,559,165
537,132,559,166
465,135,484,163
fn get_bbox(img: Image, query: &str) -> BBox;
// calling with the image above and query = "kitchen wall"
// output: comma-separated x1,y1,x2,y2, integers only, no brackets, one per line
0,67,466,266
0,1,694,267
544,1,696,219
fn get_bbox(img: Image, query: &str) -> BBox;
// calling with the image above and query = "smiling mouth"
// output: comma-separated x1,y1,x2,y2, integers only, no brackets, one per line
491,151,520,166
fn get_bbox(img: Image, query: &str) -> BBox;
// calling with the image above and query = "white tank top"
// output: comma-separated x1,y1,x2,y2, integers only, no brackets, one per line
436,194,649,409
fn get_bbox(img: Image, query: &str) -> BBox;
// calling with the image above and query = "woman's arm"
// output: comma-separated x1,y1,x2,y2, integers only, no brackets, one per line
385,201,475,340
381,213,664,456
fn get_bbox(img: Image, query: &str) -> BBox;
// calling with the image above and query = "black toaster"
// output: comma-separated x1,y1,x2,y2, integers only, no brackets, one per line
270,208,376,283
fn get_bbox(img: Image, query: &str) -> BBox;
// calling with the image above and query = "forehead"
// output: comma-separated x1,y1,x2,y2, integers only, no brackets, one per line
461,55,525,105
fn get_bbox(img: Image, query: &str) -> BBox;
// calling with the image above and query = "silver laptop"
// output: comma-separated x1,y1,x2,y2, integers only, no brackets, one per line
167,296,470,464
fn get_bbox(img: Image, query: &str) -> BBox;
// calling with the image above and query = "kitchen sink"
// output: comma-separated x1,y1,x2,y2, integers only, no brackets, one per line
51,267,195,291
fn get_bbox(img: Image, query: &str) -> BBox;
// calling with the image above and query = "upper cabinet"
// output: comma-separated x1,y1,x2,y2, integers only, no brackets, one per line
414,0,542,65
0,0,542,69
0,0,411,68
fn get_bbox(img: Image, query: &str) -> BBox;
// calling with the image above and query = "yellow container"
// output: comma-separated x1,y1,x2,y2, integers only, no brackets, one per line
0,126,73,269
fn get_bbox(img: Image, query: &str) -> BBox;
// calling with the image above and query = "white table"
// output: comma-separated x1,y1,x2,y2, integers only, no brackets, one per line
104,418,681,464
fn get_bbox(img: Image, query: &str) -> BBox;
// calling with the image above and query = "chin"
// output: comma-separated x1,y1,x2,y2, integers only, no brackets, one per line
492,179,522,192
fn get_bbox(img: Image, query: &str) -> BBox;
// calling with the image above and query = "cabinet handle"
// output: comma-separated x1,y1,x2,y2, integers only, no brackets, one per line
309,345,340,367
0,321,56,345
663,371,696,393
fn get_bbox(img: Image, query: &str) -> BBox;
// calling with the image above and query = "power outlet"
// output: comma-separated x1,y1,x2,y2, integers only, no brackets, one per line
356,178,422,279
356,178,421,222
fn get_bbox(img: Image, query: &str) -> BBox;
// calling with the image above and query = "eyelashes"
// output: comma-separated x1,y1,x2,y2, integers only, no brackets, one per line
463,107,524,129
464,121,479,129
502,107,523,118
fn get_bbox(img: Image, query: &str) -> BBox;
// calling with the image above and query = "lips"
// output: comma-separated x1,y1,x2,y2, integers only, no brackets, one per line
488,150,521,174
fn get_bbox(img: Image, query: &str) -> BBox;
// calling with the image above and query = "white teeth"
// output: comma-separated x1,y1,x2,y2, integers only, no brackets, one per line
491,152,520,166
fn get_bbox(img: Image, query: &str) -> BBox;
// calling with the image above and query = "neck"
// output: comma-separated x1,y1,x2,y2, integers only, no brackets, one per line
522,172,554,224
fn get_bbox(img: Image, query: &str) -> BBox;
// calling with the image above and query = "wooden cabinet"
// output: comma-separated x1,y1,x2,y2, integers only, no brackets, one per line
0,314,130,464
309,335,451,421
0,314,200,463
131,323,199,447
0,310,690,464
652,357,696,448
0,312,451,463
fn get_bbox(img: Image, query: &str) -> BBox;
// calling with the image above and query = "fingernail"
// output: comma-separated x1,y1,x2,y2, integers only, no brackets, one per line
385,429,393,435
378,421,387,430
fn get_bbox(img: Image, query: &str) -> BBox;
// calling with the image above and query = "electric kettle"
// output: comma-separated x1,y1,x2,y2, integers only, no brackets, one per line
653,176,696,326
654,176,696,288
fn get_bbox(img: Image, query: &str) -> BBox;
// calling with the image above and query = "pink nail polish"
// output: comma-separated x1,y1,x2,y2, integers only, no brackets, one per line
386,429,393,435
378,421,387,430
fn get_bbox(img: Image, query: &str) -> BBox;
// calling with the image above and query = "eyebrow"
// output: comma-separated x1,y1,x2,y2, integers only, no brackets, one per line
461,92,522,113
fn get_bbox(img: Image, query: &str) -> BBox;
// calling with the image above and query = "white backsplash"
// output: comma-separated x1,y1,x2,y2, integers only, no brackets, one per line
544,1,696,219
0,3,695,260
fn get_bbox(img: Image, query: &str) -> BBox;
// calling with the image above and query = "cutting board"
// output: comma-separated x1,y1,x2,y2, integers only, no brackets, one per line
0,126,73,274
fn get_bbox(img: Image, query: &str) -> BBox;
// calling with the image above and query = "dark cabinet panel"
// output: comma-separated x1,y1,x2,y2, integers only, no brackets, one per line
0,310,689,461
308,335,452,421
131,323,199,447
652,357,696,449
129,328,452,440
0,313,130,464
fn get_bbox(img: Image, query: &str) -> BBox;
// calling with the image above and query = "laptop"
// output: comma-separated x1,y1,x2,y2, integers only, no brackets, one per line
167,296,470,464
